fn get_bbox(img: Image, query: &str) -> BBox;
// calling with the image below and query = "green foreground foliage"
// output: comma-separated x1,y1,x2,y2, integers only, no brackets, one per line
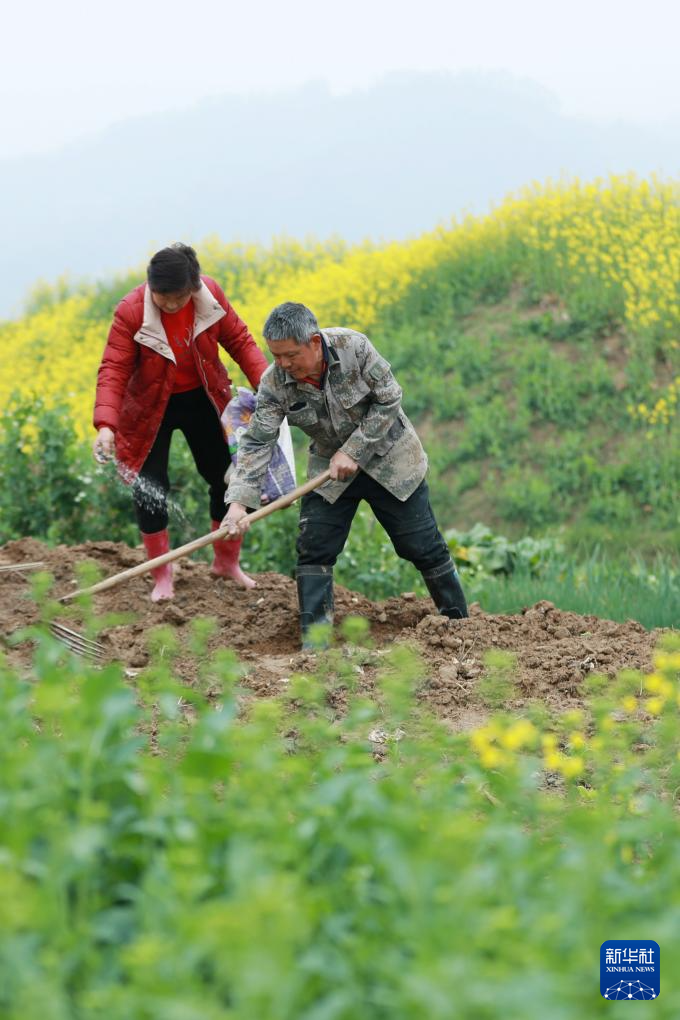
1,600,680,1018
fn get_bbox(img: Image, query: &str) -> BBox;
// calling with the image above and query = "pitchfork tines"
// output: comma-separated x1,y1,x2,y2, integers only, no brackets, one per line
49,621,106,662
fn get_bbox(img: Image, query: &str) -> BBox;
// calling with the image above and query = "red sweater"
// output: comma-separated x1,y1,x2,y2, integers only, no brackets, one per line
161,301,202,393
94,276,268,478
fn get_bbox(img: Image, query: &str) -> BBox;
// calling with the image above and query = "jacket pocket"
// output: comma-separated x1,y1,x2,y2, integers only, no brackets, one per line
372,416,406,457
287,403,319,427
332,380,372,425
335,378,371,409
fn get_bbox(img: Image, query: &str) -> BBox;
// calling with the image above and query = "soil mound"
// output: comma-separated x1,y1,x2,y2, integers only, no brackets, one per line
0,538,664,728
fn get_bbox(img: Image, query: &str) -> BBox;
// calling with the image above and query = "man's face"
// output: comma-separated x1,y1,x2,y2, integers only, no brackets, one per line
267,334,323,380
151,289,193,314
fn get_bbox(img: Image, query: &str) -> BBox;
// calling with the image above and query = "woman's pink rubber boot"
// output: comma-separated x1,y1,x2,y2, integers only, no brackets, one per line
210,522,256,589
141,529,175,602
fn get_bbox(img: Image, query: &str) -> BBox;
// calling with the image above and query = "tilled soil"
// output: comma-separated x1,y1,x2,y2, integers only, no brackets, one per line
0,538,665,729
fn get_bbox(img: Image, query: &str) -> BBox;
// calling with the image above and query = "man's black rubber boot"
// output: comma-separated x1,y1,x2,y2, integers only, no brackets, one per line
296,565,335,648
422,561,469,619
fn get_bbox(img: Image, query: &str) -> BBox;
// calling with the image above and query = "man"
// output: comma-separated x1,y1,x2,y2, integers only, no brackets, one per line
223,302,468,644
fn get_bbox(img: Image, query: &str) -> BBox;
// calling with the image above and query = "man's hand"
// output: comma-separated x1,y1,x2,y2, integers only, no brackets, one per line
221,501,250,539
329,451,359,482
93,427,115,463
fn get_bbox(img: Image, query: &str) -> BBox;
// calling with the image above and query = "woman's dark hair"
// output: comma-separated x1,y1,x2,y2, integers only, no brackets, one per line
147,243,201,293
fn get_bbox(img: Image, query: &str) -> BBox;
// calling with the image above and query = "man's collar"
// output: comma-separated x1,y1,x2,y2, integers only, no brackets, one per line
321,330,340,367
319,331,330,367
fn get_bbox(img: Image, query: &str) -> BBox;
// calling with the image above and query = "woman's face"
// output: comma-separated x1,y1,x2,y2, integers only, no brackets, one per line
151,289,193,314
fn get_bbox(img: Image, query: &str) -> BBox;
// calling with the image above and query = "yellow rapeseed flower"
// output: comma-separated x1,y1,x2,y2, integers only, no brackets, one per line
479,746,510,769
559,756,584,779
2,174,679,441
499,719,537,750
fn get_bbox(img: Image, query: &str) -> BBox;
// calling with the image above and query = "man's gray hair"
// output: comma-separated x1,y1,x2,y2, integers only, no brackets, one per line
263,302,320,346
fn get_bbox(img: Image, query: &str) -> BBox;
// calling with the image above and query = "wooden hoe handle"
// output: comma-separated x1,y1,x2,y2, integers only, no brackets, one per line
60,469,332,602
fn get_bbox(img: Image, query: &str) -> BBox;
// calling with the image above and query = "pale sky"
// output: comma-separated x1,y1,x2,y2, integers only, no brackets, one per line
3,0,679,159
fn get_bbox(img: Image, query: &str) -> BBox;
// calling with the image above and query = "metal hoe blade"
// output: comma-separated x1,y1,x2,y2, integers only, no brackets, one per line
49,621,106,662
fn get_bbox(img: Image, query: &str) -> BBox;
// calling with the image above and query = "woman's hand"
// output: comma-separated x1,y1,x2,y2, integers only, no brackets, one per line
93,427,115,463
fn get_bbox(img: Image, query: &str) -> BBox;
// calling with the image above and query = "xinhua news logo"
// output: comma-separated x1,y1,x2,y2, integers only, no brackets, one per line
600,940,660,1000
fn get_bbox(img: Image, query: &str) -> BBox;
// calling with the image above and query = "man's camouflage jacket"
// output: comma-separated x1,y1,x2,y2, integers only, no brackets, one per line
226,328,428,506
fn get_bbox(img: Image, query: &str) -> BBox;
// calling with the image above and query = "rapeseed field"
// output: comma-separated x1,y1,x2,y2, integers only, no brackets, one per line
2,174,678,441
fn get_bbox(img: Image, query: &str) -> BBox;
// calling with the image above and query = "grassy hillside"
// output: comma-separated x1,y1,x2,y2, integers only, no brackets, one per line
1,174,678,557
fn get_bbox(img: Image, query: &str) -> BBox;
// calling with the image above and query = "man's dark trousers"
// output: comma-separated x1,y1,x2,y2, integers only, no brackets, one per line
296,472,468,640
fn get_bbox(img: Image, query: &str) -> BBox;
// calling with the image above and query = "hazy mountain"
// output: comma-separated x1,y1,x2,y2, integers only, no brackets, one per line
1,70,678,318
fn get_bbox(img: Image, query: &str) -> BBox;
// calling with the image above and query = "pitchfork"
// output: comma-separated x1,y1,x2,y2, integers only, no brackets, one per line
49,470,331,660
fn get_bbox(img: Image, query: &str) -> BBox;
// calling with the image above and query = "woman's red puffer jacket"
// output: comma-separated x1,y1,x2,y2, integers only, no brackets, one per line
93,276,268,478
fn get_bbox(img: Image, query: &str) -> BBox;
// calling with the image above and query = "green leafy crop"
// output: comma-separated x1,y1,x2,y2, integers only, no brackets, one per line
1,611,679,1018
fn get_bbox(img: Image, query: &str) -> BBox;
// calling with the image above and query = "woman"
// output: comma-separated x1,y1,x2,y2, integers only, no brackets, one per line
93,243,268,601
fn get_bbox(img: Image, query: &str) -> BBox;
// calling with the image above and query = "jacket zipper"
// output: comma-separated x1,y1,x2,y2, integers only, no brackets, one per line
193,341,223,421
